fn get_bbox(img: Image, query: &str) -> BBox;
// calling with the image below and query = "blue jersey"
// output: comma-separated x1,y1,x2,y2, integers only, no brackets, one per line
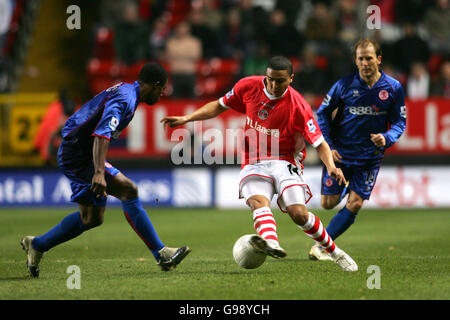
316,71,406,164
62,81,140,154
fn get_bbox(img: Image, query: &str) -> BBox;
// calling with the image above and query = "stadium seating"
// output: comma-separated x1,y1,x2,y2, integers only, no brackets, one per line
87,24,242,97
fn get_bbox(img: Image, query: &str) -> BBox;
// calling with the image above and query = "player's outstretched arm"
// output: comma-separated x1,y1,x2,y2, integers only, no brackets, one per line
161,100,227,128
316,140,346,186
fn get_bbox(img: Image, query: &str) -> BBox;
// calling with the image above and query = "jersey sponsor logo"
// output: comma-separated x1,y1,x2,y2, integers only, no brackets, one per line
378,89,389,100
109,116,119,131
225,88,234,99
259,101,275,109
307,119,316,133
348,105,387,116
258,109,269,120
246,116,280,137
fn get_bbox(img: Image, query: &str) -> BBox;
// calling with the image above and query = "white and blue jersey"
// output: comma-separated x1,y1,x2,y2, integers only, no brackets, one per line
317,71,406,165
317,71,406,199
58,81,141,206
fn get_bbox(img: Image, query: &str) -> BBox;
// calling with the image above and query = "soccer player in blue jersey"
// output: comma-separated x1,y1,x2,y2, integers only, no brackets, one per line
21,63,190,277
309,39,407,260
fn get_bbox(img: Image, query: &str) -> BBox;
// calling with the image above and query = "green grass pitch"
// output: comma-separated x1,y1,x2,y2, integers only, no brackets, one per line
0,207,448,300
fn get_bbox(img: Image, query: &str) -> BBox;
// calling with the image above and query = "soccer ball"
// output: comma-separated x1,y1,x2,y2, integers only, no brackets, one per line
232,234,267,269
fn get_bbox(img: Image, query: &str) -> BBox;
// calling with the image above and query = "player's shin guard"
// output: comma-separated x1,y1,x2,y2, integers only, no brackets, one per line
122,197,164,260
32,211,89,252
253,207,279,246
326,206,358,240
299,212,336,254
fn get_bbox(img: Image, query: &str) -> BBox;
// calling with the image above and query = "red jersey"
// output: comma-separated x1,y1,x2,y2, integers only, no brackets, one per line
219,76,324,168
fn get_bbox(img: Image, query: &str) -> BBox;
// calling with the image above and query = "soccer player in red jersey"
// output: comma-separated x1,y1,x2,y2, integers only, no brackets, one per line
162,56,358,271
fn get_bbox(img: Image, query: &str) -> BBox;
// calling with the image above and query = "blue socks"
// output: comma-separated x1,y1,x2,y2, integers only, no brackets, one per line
326,206,358,240
32,198,164,261
32,211,89,252
122,197,164,260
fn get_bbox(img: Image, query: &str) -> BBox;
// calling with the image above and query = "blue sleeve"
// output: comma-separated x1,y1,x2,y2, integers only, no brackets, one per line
382,84,407,148
316,81,341,150
92,89,127,140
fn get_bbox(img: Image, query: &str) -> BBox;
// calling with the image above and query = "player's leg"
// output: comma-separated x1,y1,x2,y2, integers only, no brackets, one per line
279,184,336,254
240,178,286,259
283,200,357,272
107,173,164,257
107,172,190,271
326,191,363,240
310,164,351,260
30,160,110,253
21,143,110,277
325,163,379,240
21,204,104,278
32,204,104,252
272,160,355,270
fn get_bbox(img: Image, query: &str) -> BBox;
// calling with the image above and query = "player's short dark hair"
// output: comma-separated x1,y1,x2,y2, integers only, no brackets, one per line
138,62,168,85
266,56,293,75
352,38,382,58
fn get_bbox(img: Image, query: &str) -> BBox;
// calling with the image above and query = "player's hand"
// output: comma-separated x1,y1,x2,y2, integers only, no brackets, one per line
328,167,347,186
160,116,190,128
91,173,108,198
370,133,386,147
331,149,343,163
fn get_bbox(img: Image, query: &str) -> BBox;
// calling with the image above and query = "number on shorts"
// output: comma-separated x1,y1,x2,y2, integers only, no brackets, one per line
287,164,300,177
365,169,377,186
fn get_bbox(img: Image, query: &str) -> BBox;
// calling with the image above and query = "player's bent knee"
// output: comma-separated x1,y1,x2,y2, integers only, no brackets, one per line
347,201,363,213
321,201,335,210
115,180,139,202
86,216,104,228
286,204,309,226
123,181,139,201
79,206,104,228
247,195,271,211
321,195,339,210
108,173,139,201
347,194,364,212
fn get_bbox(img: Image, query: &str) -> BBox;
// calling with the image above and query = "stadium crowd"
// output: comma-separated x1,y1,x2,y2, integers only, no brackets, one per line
91,0,449,104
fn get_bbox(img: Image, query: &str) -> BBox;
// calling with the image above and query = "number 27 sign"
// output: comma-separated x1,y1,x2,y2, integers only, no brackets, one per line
9,105,45,153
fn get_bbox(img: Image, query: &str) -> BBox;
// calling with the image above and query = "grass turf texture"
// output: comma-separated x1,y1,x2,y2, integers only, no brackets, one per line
0,207,448,300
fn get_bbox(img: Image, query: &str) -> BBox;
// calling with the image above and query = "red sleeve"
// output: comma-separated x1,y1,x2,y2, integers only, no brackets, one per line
219,79,247,114
292,101,324,147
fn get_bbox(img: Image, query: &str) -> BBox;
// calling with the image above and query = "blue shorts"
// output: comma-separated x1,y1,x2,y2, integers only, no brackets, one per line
57,141,120,206
321,161,381,200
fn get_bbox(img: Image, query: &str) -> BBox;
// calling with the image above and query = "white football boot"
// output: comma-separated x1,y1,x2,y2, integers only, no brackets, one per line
330,247,358,272
20,236,44,278
157,246,191,271
249,235,287,259
308,243,334,261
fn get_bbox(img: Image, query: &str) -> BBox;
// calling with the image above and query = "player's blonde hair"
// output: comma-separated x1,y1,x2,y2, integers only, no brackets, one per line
352,39,382,58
